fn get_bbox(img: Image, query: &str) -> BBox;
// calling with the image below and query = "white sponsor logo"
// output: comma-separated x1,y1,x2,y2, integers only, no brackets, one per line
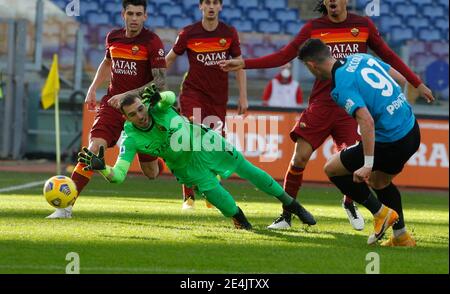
327,44,360,59
112,60,137,76
196,52,227,66
345,99,355,113
386,93,407,115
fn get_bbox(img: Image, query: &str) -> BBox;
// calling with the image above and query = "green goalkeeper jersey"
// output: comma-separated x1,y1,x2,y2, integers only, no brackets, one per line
106,91,235,185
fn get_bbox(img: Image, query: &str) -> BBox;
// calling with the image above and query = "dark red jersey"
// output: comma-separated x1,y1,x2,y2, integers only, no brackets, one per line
245,13,422,106
105,28,166,101
173,21,242,105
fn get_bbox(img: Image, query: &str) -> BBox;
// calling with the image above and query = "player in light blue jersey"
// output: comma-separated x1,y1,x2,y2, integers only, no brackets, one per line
298,39,435,246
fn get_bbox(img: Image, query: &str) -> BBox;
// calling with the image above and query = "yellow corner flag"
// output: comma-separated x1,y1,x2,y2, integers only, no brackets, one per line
41,54,60,109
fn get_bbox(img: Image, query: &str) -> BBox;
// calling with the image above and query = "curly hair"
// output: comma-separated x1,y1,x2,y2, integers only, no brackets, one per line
314,0,328,15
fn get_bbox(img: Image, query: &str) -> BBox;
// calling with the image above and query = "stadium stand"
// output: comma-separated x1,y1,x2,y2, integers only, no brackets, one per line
45,0,448,99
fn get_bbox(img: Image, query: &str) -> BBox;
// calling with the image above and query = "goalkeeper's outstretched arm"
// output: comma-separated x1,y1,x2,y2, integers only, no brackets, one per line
98,159,131,184
78,145,134,184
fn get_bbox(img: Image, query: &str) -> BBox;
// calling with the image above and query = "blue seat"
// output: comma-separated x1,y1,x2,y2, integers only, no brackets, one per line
147,2,157,14
355,0,367,10
171,16,194,30
146,15,167,29
262,0,287,11
422,5,446,19
221,7,243,22
379,2,391,16
390,26,414,45
430,41,449,57
229,18,254,33
378,15,402,34
257,20,282,34
192,8,202,21
435,17,449,32
274,9,298,24
236,0,259,10
86,11,111,26
285,20,303,35
159,4,183,19
410,0,433,5
407,17,430,31
394,3,417,18
80,1,100,16
248,8,271,22
425,60,449,92
437,0,449,8
418,28,442,42
252,44,277,58
181,0,200,10
104,2,122,15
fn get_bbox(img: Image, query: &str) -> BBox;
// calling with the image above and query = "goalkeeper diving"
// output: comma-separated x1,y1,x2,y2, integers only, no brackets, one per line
78,85,316,229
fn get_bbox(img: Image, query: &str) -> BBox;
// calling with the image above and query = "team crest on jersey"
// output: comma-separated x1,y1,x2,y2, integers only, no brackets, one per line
219,38,227,47
351,28,360,37
131,45,140,55
158,125,167,132
300,122,307,129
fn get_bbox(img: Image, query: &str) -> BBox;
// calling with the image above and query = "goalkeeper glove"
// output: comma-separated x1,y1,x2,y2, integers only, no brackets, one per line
141,83,161,107
77,146,106,171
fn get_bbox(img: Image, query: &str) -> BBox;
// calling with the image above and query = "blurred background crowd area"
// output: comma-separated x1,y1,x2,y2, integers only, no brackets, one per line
0,0,448,160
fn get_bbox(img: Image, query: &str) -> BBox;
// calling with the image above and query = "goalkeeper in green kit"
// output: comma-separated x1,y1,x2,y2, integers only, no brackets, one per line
78,85,316,229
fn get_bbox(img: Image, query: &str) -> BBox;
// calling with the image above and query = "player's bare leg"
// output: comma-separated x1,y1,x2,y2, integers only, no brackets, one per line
46,138,106,219
268,137,312,229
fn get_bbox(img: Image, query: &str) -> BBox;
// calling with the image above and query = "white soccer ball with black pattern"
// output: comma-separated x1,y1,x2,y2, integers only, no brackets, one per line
43,176,78,208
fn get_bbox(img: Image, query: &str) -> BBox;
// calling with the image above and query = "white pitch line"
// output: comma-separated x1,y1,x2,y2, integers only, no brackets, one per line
0,181,44,193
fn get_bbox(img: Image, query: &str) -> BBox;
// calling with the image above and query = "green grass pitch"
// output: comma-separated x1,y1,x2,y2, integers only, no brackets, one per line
0,171,448,274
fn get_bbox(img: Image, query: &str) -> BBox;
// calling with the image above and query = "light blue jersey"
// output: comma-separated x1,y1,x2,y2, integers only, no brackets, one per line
331,53,415,143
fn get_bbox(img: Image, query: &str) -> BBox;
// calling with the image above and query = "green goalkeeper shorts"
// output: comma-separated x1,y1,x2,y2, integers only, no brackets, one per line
172,144,244,193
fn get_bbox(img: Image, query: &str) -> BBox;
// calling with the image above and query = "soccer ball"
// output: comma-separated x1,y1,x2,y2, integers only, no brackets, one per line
43,176,78,208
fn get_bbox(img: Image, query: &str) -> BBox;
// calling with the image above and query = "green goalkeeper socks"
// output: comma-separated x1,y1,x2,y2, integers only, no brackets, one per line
235,159,293,205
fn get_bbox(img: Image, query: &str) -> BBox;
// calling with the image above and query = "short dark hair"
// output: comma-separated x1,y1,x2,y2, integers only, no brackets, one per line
119,94,140,115
199,0,223,4
298,39,332,63
122,0,147,12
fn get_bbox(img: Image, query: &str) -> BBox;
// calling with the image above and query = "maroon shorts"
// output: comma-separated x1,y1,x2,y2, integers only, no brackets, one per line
90,100,156,162
179,95,227,135
290,103,360,151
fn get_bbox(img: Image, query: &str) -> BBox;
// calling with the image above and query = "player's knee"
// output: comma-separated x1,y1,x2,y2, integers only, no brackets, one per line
292,152,310,167
324,160,337,177
142,168,158,180
369,178,391,190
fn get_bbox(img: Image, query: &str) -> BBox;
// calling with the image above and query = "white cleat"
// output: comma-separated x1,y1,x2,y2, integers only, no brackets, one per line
46,206,73,219
181,198,195,211
342,201,365,231
267,214,292,230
